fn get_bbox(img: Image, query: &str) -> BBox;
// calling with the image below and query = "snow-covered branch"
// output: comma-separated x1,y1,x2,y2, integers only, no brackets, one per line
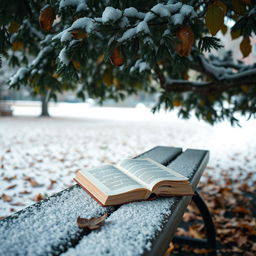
155,55,256,95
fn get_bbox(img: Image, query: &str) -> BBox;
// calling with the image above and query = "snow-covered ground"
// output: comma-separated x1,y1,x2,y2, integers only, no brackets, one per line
1,102,256,216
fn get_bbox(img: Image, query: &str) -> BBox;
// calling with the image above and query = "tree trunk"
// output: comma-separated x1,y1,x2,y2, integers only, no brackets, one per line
40,90,51,117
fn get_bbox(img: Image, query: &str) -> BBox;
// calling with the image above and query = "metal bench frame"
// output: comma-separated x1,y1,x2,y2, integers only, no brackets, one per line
173,190,217,255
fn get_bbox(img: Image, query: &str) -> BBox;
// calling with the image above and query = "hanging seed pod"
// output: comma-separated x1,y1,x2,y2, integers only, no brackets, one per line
39,5,55,31
176,25,194,57
110,47,124,67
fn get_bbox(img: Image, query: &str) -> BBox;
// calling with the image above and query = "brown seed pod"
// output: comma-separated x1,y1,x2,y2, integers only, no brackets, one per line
176,25,194,57
39,5,55,31
110,47,124,67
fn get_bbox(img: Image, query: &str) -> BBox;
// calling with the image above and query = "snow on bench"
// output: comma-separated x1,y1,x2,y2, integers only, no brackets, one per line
0,146,209,256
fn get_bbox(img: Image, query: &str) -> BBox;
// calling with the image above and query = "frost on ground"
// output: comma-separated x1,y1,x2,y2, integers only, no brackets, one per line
0,105,256,217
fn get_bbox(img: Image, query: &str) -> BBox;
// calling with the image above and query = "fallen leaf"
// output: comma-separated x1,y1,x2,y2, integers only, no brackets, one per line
189,224,204,239
164,242,175,256
19,190,31,195
5,184,17,190
244,252,255,256
237,236,247,247
0,216,7,220
1,194,12,202
10,202,25,206
232,246,243,253
33,193,44,202
175,227,189,236
47,179,57,190
24,176,41,187
77,213,108,230
183,212,196,222
193,248,212,254
233,206,251,215
3,175,17,181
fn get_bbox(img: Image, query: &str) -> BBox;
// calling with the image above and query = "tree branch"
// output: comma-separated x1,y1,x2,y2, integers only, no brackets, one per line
154,63,166,87
155,55,256,95
163,74,256,95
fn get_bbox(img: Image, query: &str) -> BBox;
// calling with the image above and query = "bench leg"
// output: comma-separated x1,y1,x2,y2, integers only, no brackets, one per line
173,190,217,255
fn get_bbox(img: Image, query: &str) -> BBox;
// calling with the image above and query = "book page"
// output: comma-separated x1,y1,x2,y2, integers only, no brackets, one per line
81,164,144,196
119,158,188,190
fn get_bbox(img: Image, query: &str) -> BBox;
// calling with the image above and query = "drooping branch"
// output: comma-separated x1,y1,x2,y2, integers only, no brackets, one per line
154,56,256,95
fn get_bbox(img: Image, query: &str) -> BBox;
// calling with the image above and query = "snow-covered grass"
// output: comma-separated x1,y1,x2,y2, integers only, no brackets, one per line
0,102,256,216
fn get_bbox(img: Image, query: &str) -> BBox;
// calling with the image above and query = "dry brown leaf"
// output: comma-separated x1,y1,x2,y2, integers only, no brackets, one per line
175,227,189,236
3,175,17,181
237,236,247,247
19,190,31,195
193,248,212,254
232,246,243,253
0,216,7,220
71,30,87,39
33,193,44,202
10,202,25,206
251,243,256,251
189,225,204,239
175,25,194,56
183,212,196,222
244,252,255,256
47,179,57,190
110,47,124,67
232,206,251,215
5,184,17,190
1,194,12,202
24,176,41,187
77,213,108,230
164,242,175,256
39,5,55,31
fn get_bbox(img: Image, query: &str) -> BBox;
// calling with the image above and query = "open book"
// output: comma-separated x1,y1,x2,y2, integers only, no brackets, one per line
74,158,194,206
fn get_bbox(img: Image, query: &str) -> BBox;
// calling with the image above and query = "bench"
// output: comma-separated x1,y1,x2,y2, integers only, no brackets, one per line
0,146,216,256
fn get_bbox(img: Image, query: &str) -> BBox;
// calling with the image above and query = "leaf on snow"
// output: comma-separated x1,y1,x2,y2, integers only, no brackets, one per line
1,194,12,202
33,193,44,202
10,202,25,206
24,176,41,187
5,184,17,190
19,190,31,195
77,213,108,230
47,179,57,190
3,175,17,181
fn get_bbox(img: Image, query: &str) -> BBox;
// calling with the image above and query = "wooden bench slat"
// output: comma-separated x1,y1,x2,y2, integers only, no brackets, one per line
136,146,182,164
0,146,181,256
145,149,209,256
58,149,209,256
